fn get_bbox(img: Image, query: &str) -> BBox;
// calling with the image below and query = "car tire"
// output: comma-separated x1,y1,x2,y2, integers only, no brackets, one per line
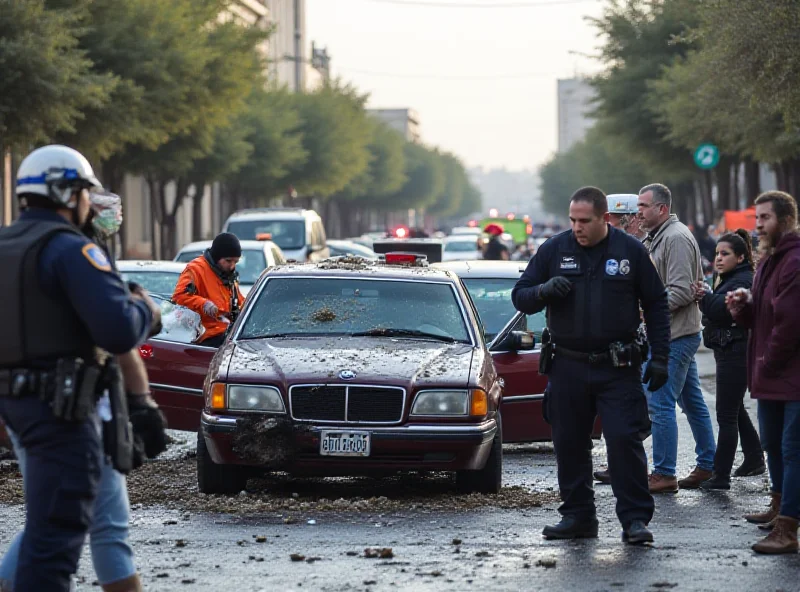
456,414,503,495
197,431,249,495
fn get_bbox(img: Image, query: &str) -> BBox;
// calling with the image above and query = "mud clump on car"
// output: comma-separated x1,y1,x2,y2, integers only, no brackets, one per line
232,417,295,465
310,307,337,323
316,256,372,271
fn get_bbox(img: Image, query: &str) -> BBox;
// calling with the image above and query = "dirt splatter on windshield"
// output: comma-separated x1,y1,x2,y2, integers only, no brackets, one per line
311,307,337,322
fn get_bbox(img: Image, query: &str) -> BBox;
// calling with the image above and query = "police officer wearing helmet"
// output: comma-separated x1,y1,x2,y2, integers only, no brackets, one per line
0,145,160,591
512,186,670,544
607,194,645,239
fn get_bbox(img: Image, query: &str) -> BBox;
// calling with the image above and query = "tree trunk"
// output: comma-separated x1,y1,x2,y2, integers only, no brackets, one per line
148,177,162,260
191,178,207,242
743,159,760,205
701,171,714,228
715,156,733,216
790,158,800,199
730,160,740,211
775,162,789,192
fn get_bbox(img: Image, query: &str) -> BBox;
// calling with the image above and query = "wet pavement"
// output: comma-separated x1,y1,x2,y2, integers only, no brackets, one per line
1,346,798,590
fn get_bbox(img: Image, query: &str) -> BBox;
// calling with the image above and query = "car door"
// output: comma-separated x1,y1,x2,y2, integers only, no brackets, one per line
141,297,217,431
490,311,551,442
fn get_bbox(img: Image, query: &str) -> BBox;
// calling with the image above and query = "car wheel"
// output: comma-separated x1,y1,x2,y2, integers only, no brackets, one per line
197,431,249,495
456,414,503,495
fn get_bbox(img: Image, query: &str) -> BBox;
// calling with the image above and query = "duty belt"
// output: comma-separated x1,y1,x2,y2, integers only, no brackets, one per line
555,347,611,364
0,369,55,398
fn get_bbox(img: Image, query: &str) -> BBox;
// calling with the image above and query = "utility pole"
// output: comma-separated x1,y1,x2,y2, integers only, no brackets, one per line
293,0,302,93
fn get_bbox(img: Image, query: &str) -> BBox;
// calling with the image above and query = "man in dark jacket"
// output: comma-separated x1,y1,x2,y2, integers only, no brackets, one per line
729,191,800,554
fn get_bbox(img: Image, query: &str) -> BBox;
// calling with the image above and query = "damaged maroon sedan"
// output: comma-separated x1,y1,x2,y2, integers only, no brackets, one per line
193,256,531,495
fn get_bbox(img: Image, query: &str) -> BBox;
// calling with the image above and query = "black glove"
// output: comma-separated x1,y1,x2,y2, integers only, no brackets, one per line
643,356,669,392
538,276,572,302
128,393,169,459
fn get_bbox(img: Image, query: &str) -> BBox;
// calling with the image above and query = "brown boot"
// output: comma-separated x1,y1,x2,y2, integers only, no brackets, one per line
752,516,799,554
744,492,781,524
758,516,777,531
649,473,679,494
678,467,713,489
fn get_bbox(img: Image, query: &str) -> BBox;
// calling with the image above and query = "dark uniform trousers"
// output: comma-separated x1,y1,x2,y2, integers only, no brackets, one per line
0,397,103,590
547,355,654,527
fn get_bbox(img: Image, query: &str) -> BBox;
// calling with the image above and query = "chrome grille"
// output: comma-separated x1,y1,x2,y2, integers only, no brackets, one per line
289,384,405,424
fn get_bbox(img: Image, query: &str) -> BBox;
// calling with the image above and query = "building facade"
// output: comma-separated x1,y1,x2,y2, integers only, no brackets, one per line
366,109,421,143
557,78,595,153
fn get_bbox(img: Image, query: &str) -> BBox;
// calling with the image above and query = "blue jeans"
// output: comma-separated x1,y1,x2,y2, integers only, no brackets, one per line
758,400,800,519
646,333,716,476
0,428,136,589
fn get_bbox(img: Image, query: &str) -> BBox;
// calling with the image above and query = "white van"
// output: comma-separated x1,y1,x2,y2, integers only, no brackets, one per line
221,208,330,263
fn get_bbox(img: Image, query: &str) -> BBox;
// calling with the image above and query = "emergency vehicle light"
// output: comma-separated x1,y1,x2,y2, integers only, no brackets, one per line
256,233,272,241
383,252,424,264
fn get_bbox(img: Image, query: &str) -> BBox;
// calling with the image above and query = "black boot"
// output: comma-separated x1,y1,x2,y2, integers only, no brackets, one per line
734,457,766,477
593,468,611,485
699,473,731,490
542,516,599,540
622,520,654,544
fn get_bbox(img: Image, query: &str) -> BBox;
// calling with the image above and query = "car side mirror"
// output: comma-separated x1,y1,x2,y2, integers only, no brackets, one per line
493,330,535,352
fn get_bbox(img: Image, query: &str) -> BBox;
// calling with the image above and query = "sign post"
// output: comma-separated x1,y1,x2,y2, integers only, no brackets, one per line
693,143,720,170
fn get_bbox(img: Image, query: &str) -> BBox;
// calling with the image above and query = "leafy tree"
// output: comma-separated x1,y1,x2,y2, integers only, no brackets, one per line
330,120,407,236
120,2,269,258
0,0,111,148
288,82,373,198
589,0,700,180
539,126,654,215
385,142,446,211
222,87,307,210
50,0,218,176
427,153,468,217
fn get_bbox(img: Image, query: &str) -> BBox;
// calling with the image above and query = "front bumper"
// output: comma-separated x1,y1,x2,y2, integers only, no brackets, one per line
200,411,497,474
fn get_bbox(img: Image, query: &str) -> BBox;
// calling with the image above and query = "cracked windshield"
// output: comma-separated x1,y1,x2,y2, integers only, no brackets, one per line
240,277,470,342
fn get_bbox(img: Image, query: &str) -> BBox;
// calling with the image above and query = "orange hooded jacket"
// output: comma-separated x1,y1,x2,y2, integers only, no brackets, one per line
172,254,245,344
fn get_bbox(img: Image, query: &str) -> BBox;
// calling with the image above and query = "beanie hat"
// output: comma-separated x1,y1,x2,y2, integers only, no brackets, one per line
210,232,242,261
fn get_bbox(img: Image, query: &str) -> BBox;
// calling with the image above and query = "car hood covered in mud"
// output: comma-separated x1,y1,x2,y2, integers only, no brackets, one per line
224,336,476,390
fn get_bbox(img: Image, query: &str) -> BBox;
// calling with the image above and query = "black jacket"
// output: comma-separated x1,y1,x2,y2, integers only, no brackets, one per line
512,226,670,357
699,262,753,348
699,263,753,331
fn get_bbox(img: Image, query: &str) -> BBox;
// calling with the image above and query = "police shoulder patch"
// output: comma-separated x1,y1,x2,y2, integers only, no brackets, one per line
81,243,112,272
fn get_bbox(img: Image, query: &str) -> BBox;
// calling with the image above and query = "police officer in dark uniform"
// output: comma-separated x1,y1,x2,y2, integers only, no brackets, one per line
0,145,159,591
512,186,670,544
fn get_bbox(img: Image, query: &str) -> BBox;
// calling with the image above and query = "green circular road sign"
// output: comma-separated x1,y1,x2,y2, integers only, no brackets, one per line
694,143,720,170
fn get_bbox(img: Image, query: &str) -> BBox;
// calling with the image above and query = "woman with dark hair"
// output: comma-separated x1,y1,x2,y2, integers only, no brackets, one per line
693,229,766,489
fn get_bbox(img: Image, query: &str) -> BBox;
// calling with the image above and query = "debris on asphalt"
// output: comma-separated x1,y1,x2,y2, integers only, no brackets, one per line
651,583,678,589
452,538,462,545
536,558,556,569
475,551,491,558
255,535,267,543
290,553,306,562
364,547,394,559
174,539,187,548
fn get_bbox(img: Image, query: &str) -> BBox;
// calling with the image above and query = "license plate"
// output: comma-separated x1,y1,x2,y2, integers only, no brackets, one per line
319,431,371,457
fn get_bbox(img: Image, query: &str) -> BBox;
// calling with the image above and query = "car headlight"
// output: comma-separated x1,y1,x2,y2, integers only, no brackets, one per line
227,385,285,412
411,390,470,416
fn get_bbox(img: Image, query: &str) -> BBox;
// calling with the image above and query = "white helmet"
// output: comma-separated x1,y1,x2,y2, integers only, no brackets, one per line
607,194,639,215
16,145,102,207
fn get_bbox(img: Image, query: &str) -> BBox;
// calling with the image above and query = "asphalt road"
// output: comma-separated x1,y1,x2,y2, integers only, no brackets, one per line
1,346,798,591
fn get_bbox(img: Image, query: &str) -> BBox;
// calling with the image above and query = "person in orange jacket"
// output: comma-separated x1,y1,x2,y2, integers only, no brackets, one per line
172,232,245,347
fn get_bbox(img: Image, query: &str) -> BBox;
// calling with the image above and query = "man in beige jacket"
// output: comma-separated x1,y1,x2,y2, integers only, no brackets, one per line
638,183,717,493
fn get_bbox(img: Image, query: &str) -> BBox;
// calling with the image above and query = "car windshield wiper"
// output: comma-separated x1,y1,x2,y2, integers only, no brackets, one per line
351,328,461,343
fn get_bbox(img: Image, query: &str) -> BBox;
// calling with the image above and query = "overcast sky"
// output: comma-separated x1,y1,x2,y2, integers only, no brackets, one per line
307,0,605,173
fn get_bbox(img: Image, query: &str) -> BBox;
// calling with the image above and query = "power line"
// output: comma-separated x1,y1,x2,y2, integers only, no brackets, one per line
338,66,562,80
364,0,595,8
